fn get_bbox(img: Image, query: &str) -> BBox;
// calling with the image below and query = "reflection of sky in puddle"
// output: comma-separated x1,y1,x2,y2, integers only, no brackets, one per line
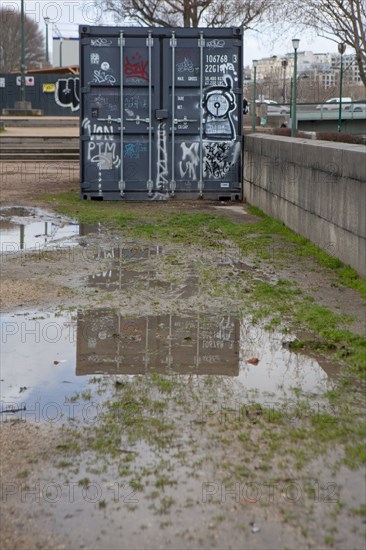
239,323,331,397
0,206,79,253
0,312,81,419
0,309,335,420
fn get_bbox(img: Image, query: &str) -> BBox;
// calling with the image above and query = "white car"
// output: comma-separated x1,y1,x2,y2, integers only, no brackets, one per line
316,97,352,110
349,100,366,112
255,99,290,114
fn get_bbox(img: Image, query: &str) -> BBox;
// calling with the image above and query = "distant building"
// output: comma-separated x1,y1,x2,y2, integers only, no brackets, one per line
52,37,79,67
250,50,364,88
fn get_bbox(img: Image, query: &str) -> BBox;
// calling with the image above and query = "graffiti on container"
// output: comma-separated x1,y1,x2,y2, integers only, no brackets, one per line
203,141,240,179
178,143,199,180
93,94,108,107
202,76,236,140
82,117,115,138
90,94,118,113
91,38,112,47
55,77,80,111
156,123,168,191
125,52,149,81
90,53,100,64
124,95,148,112
177,57,194,73
206,39,225,49
92,70,116,85
219,62,235,74
87,141,121,170
203,142,231,178
124,143,147,160
124,94,148,118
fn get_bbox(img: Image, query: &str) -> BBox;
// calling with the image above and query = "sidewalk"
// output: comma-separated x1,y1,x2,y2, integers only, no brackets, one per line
0,126,79,137
0,116,79,133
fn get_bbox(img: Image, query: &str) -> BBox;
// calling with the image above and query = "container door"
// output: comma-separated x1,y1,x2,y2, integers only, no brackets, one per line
81,32,161,199
120,32,161,198
162,31,243,199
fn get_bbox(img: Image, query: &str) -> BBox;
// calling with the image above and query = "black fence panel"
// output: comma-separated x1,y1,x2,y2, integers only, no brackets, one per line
80,26,243,201
0,73,80,116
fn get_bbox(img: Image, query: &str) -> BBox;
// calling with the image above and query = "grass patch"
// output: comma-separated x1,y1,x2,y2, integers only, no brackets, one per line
45,191,365,301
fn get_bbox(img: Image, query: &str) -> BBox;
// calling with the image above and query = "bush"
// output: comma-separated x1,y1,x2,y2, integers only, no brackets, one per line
272,128,291,136
272,128,363,144
316,131,363,144
272,128,311,139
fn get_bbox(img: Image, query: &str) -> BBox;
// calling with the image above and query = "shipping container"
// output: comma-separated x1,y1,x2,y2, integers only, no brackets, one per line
79,26,243,201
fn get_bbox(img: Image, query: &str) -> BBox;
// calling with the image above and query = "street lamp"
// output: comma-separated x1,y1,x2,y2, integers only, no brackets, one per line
282,59,288,104
338,42,346,132
44,17,50,64
291,38,300,137
20,0,25,103
252,59,258,132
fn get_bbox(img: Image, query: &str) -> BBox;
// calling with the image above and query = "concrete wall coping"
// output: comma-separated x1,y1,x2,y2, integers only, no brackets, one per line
245,133,366,153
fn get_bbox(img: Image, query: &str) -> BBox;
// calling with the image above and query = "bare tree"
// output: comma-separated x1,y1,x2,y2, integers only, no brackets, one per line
0,7,45,73
288,0,366,87
94,0,273,29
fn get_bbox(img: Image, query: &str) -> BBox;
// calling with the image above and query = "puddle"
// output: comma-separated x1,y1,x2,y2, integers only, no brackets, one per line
87,267,197,298
0,206,79,253
238,323,335,399
1,308,336,421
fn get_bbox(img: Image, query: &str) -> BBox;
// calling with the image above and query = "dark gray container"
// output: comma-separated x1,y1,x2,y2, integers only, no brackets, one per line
79,26,243,201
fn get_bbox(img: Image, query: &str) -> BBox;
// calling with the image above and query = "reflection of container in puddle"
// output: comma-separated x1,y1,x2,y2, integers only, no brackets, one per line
81,243,163,263
76,310,240,376
88,268,197,298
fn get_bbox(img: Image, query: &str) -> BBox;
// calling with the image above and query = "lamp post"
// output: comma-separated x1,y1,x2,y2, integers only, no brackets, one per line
251,59,258,132
291,38,300,137
338,42,346,132
289,77,293,119
282,59,288,104
44,17,50,64
20,0,26,103
60,39,63,67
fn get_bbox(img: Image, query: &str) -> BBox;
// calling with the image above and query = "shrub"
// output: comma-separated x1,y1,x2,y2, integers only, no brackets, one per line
272,128,363,144
316,131,363,144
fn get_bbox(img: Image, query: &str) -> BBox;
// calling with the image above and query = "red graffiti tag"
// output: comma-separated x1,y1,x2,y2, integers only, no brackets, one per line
125,52,149,81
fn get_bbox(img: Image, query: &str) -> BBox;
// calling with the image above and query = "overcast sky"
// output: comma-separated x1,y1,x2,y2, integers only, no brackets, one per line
6,0,343,65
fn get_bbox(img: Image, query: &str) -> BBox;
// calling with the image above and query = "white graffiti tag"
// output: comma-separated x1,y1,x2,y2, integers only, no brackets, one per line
206,39,225,48
87,141,121,170
91,38,112,47
82,117,114,139
177,57,194,73
156,123,168,191
92,70,116,85
179,143,199,180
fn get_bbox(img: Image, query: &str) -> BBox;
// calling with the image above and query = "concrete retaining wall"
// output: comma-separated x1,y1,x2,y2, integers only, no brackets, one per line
244,134,366,277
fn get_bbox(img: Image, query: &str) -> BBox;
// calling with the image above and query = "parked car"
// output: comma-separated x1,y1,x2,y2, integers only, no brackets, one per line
316,97,352,110
349,100,366,112
255,99,290,114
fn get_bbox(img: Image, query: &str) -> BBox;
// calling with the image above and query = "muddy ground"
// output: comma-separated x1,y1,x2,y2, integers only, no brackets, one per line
0,162,365,550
